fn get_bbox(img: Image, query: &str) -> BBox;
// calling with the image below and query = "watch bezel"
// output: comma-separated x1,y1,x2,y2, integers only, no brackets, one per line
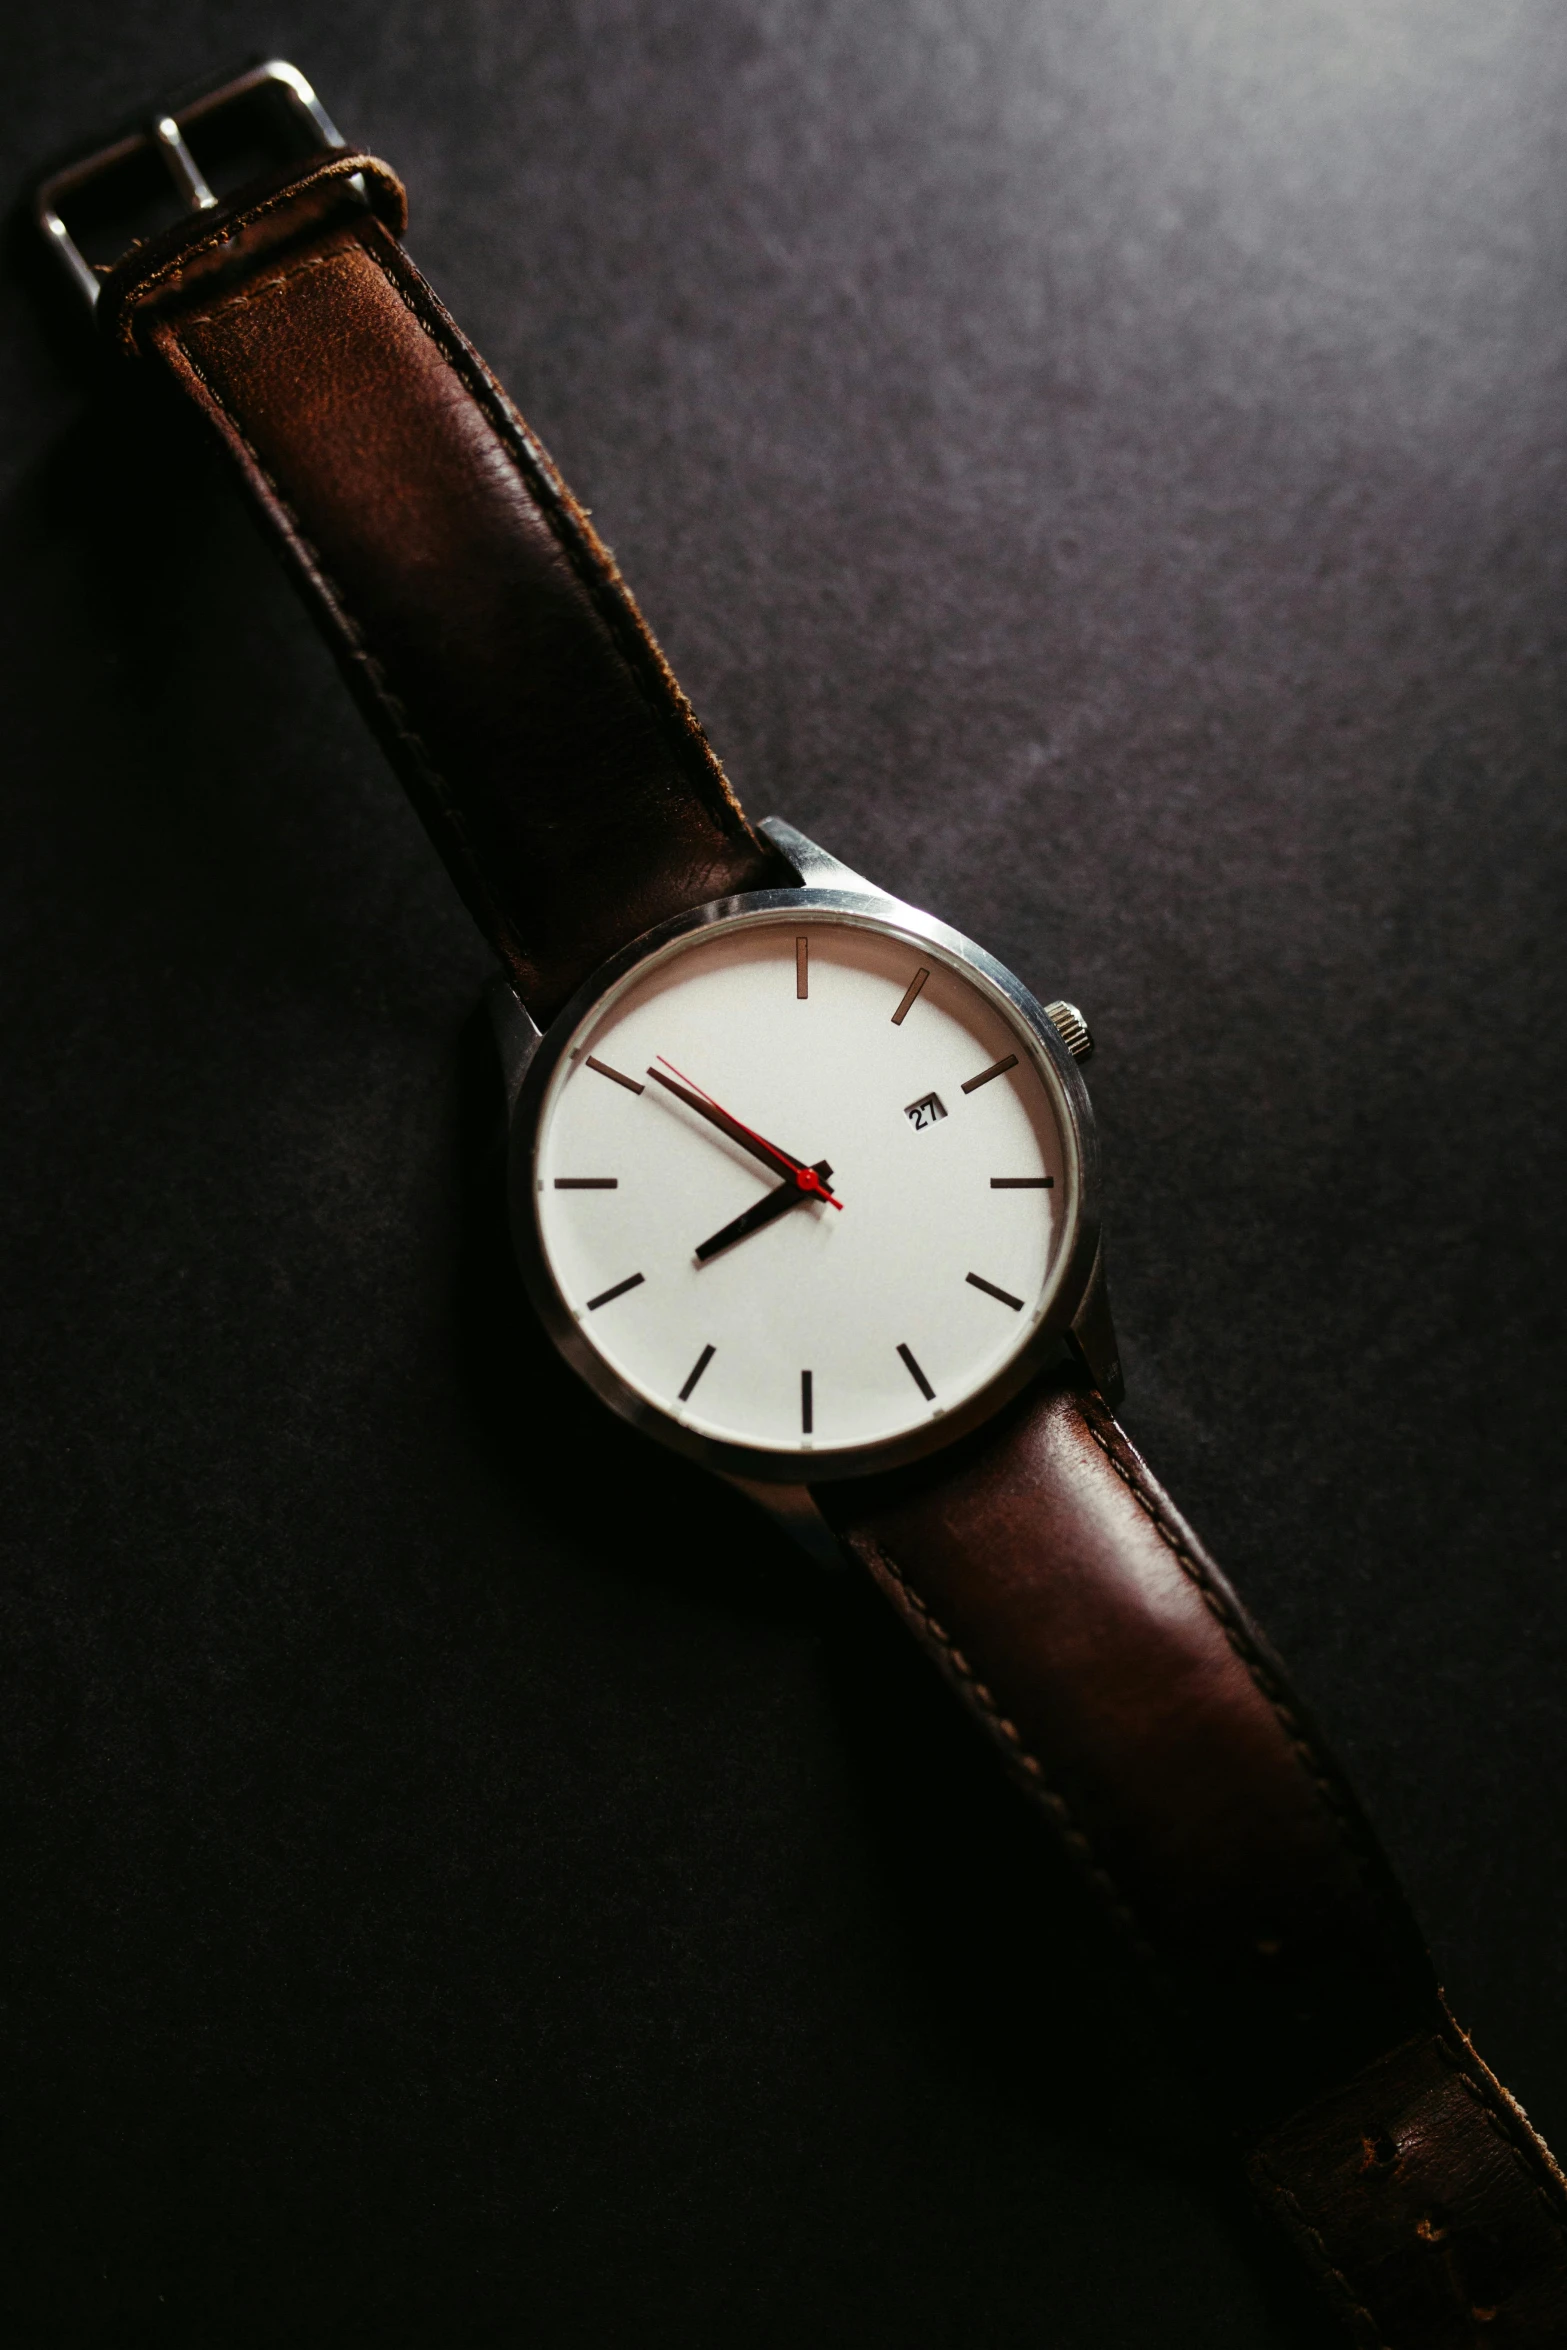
506,883,1102,1484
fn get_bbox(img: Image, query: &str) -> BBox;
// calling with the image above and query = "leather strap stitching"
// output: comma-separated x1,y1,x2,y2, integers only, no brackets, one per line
1433,2029,1567,2247
1249,2030,1567,2337
154,293,510,958
177,239,355,325
1247,2144,1393,2350
111,151,779,1015
183,218,763,875
846,1526,1157,1967
353,222,759,857
1073,1397,1368,1853
162,225,765,968
852,1479,1567,2338
101,149,407,350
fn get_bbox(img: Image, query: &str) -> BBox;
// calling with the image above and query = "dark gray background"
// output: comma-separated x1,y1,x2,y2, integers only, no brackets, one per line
3,4,1565,2343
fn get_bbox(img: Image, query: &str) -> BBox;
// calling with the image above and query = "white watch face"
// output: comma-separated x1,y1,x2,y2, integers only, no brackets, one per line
527,906,1081,1471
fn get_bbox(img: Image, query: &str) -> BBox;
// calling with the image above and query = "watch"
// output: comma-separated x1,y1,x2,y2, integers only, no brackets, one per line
30,60,1567,2347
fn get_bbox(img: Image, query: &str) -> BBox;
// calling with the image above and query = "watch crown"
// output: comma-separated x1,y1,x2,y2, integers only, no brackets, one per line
1044,1000,1093,1060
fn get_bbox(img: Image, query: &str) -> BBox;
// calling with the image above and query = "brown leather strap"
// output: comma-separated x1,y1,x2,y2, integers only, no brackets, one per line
98,150,780,1020
1251,2026,1567,2348
820,1368,1567,2346
95,141,1567,2345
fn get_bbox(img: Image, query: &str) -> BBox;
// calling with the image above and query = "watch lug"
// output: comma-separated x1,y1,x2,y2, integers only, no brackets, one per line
758,816,883,898
721,1474,850,1570
487,973,543,1115
1068,1248,1125,1406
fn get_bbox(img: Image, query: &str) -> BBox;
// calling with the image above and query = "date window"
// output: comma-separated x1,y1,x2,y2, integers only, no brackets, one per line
905,1090,947,1132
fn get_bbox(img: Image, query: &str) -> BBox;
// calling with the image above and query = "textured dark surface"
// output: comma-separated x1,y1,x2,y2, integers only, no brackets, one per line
2,5,1564,2345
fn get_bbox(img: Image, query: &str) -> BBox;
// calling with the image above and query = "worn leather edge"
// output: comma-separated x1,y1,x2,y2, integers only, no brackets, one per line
97,149,410,351
1246,2018,1567,2347
822,1362,1435,2100
821,1363,1567,2344
97,152,781,1014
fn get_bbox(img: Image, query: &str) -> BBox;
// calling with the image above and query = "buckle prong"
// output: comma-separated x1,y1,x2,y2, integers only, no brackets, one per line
153,116,218,213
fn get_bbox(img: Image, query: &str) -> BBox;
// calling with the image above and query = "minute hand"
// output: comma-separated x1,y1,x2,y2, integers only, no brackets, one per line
644,1060,841,1208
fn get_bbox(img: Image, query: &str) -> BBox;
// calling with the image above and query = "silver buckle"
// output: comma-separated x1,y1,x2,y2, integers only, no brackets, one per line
32,58,345,310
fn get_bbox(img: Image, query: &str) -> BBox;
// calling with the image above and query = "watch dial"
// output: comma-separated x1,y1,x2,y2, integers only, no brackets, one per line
529,909,1078,1467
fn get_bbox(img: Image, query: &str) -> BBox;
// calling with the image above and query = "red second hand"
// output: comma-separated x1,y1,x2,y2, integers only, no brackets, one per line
654,1056,843,1208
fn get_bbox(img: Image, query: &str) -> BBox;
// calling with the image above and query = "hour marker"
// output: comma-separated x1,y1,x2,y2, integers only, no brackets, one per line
679,1343,716,1402
554,1178,619,1189
891,966,930,1025
897,1342,935,1401
966,1271,1024,1311
990,1176,1053,1189
796,936,809,998
586,1272,645,1311
961,1053,1019,1095
586,1056,643,1095
801,1370,814,1435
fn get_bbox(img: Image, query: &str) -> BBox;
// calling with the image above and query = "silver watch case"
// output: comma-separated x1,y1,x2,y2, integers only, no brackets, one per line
498,819,1115,1485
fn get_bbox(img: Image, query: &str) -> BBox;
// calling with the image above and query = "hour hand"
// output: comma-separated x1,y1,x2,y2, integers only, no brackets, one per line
696,1162,834,1264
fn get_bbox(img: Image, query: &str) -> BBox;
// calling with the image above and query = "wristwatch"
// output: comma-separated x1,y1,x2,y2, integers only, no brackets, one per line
30,60,1567,2347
